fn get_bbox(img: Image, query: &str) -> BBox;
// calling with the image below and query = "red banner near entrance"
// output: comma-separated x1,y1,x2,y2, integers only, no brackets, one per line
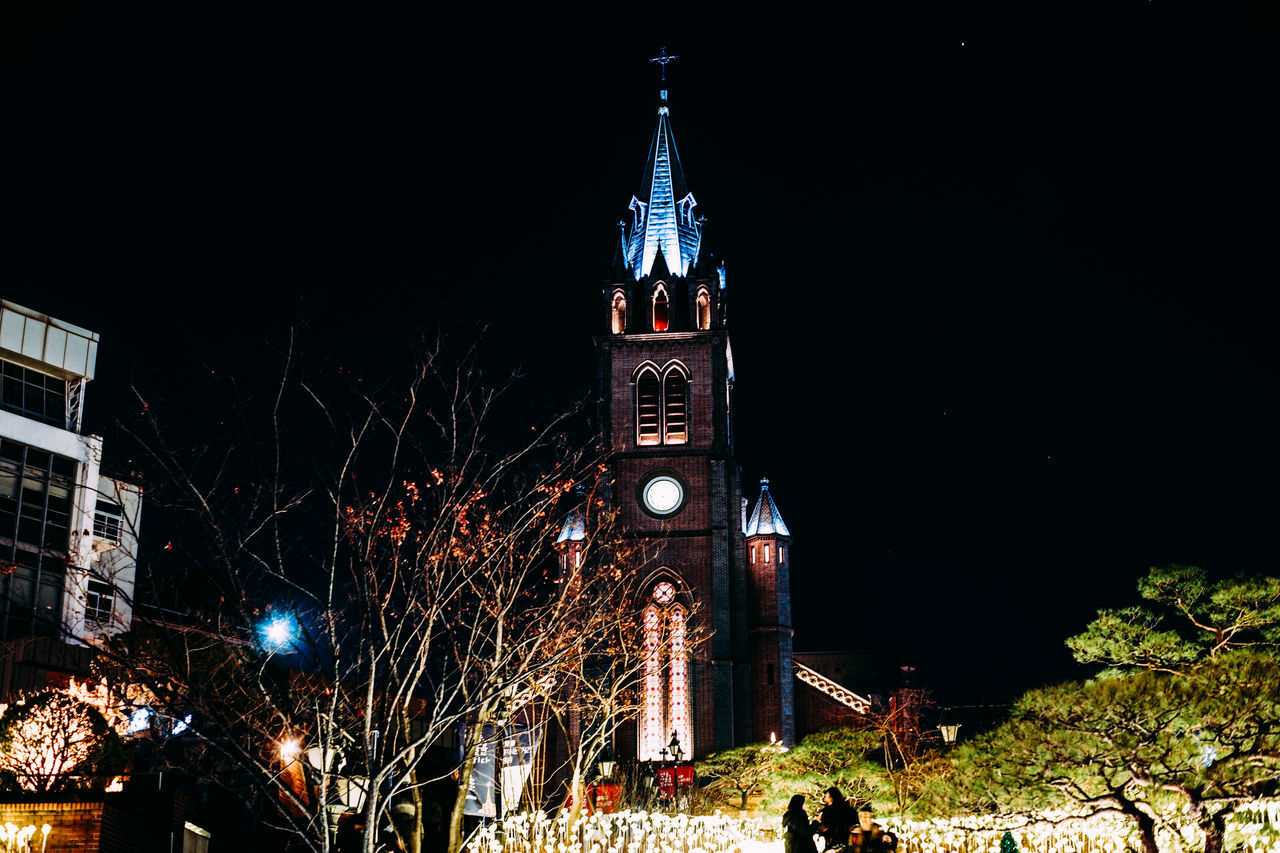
655,767,676,799
594,783,622,813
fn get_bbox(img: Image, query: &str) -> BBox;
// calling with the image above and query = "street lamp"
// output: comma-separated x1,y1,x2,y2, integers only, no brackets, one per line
938,724,961,746
668,732,683,762
259,613,298,651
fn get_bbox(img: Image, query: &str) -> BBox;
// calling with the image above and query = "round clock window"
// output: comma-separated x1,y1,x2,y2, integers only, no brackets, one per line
641,475,685,516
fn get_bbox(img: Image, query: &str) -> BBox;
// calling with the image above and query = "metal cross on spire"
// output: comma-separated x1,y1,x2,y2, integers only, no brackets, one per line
648,46,679,82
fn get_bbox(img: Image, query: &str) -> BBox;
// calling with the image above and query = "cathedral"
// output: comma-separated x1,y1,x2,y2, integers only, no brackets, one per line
590,77,796,760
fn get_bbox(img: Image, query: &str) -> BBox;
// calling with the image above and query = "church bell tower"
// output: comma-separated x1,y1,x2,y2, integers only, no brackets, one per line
594,62,765,758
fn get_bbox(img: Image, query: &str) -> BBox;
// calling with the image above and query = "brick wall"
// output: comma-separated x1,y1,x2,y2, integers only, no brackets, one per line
0,799,104,853
0,790,184,853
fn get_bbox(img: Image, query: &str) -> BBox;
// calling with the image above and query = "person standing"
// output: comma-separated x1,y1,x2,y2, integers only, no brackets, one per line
847,805,893,853
783,795,819,853
812,787,853,851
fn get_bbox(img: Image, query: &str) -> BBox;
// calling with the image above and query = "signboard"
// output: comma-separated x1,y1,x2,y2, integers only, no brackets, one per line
462,724,539,818
676,765,695,787
594,782,622,814
655,766,676,799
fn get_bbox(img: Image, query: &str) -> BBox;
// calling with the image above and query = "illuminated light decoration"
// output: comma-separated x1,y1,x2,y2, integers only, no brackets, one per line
624,93,703,280
0,679,134,793
172,714,192,735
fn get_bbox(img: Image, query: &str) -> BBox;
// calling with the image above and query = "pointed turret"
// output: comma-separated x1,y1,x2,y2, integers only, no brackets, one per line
624,90,703,279
554,498,587,576
745,478,791,537
555,508,586,545
744,476,795,746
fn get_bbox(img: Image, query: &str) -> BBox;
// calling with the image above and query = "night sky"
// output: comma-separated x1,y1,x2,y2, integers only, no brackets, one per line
3,6,1275,706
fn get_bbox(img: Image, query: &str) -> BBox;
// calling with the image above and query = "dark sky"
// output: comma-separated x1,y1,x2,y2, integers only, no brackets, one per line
3,6,1275,705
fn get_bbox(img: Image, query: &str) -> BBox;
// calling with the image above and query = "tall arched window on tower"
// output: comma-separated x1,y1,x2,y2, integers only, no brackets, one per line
696,287,711,331
611,292,628,335
641,579,692,761
663,369,687,444
652,284,670,332
636,368,661,446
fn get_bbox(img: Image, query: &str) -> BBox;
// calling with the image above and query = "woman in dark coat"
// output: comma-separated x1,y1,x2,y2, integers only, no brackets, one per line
783,795,819,853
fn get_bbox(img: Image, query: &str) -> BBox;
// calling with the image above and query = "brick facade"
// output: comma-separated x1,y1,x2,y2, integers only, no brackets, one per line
0,790,186,853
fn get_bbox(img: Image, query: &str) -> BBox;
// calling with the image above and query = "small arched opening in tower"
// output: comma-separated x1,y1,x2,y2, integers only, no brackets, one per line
611,292,628,334
652,284,670,332
636,368,661,445
696,287,710,330
663,370,687,444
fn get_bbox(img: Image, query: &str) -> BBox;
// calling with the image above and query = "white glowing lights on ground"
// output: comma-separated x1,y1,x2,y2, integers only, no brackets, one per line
468,810,751,853
892,807,1280,853
461,804,1280,853
0,822,51,853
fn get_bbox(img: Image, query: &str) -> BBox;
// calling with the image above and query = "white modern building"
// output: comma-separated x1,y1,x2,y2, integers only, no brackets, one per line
0,300,139,655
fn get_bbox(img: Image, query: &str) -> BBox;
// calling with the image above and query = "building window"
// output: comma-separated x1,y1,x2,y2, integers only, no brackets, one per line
636,369,661,445
663,370,687,444
641,579,691,760
86,578,114,625
696,288,711,330
652,284,670,332
750,545,756,563
1,361,68,429
764,544,771,563
634,362,690,448
0,439,75,640
779,545,786,564
94,500,123,543
611,293,628,334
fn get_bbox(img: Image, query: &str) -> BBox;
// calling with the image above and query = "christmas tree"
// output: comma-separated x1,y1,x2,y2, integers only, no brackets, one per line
1000,831,1019,853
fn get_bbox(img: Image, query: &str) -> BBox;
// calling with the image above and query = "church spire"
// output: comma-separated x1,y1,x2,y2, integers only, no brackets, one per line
624,49,703,280
745,478,791,537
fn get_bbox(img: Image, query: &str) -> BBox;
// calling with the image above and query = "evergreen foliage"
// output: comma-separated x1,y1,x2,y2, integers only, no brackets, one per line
1067,565,1280,672
943,568,1280,853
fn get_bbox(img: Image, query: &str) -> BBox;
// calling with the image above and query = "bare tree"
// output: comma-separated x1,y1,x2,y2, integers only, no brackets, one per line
98,332,647,853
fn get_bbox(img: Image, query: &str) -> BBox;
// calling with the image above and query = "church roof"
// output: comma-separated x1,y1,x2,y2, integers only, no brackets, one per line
624,92,703,279
555,508,586,544
744,478,790,537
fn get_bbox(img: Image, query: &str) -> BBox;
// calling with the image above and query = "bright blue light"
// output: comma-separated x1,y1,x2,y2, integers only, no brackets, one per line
173,714,192,736
128,708,151,733
260,614,298,650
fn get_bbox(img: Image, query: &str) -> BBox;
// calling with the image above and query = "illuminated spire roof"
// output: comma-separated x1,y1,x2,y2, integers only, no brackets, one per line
624,91,703,279
745,478,790,537
555,508,586,544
